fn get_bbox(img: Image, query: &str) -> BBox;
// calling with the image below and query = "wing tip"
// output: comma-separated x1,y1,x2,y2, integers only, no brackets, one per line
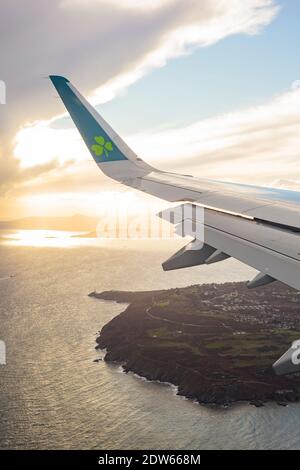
49,75,70,86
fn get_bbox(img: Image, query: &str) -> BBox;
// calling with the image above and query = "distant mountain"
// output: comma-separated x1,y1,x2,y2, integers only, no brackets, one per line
0,214,99,231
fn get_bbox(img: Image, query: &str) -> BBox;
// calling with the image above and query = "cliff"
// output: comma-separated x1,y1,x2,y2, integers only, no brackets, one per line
91,282,300,406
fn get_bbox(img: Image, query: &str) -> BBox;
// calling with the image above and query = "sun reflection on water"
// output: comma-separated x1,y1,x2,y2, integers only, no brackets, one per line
0,230,103,248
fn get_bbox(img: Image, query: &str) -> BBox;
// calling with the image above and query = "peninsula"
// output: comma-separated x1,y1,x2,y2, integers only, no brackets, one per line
91,282,300,406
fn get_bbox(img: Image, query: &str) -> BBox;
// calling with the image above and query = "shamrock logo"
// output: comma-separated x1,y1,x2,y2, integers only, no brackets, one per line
91,136,114,158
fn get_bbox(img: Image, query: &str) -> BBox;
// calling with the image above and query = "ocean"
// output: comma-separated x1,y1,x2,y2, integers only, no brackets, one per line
0,231,300,450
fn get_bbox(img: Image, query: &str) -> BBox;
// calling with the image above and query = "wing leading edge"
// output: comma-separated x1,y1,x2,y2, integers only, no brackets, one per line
50,76,300,291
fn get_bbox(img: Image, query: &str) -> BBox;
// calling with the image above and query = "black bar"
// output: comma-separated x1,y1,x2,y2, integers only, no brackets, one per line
0,450,294,467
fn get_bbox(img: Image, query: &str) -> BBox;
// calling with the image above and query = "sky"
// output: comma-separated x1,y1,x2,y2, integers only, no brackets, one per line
1,0,300,219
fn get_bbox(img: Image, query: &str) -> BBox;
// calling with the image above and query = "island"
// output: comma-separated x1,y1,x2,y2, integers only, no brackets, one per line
90,281,300,406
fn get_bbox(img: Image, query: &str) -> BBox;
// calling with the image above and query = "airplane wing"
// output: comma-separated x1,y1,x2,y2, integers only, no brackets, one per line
50,76,300,291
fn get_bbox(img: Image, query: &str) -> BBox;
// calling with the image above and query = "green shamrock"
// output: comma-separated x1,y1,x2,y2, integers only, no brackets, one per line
91,136,114,158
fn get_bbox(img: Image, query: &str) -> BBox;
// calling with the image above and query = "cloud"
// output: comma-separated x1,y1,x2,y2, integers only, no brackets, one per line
15,84,300,210
269,179,300,191
63,0,175,10
127,86,300,184
0,0,279,198
85,0,281,105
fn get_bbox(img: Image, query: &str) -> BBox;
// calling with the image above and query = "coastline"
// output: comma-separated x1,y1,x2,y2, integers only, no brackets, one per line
91,282,300,407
